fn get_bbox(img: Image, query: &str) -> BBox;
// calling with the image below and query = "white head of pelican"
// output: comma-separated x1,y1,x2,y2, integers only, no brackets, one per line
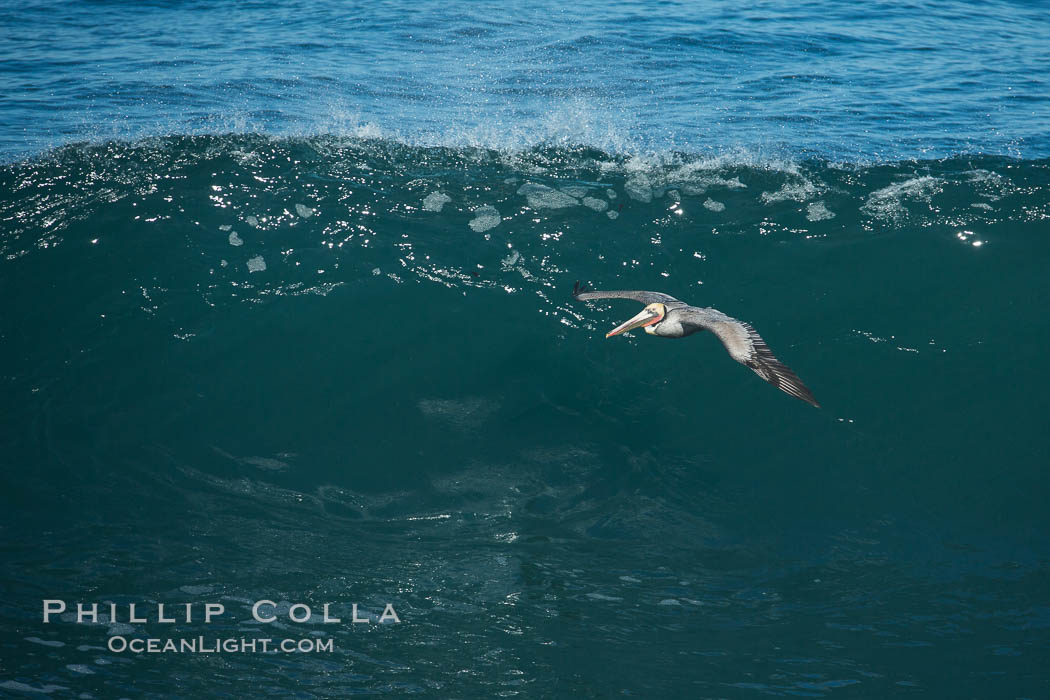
605,302,667,338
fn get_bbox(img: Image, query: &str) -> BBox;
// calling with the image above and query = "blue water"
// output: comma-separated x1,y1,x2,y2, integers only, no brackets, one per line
3,1,1050,697
2,0,1049,161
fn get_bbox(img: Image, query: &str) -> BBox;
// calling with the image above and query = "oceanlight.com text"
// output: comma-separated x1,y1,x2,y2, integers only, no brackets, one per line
107,636,335,654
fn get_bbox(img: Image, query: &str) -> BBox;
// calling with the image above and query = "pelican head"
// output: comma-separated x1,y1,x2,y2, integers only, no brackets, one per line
606,302,666,338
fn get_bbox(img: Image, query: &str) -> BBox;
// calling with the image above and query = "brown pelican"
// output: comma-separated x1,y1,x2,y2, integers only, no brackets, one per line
572,282,819,407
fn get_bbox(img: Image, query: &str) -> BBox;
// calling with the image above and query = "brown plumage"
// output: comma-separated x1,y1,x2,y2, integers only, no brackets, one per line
572,281,819,407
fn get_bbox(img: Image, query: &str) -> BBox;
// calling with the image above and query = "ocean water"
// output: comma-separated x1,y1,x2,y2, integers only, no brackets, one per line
2,1,1050,697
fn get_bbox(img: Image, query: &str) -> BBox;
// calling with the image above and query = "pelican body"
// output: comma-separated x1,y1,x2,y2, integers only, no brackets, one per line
572,282,819,407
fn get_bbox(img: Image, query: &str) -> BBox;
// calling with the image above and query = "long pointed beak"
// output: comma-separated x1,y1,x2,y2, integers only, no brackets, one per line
606,308,660,338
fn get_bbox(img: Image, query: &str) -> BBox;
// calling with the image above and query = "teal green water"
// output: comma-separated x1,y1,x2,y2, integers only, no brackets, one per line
2,137,1049,695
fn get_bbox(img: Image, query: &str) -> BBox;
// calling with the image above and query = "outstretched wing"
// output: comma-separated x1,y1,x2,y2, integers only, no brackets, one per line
685,308,820,407
572,281,682,307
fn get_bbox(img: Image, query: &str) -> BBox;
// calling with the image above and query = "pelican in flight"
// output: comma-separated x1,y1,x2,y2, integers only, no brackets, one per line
572,282,819,407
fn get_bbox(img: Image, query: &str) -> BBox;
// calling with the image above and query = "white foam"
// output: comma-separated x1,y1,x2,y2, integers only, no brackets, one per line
65,666,95,675
517,183,578,209
245,215,260,228
294,203,315,218
861,176,942,221
607,210,619,219
247,255,266,273
806,201,836,221
680,175,747,196
422,191,451,212
703,198,725,212
761,179,818,204
559,185,590,198
624,174,653,202
966,169,1014,200
468,205,501,232
228,231,243,246
582,196,608,212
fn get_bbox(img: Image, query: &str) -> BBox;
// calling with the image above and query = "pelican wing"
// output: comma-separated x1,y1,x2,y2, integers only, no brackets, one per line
572,281,682,307
686,308,820,407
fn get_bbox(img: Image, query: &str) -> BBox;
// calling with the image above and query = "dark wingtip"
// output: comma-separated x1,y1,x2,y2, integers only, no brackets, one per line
799,387,820,408
788,382,820,408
